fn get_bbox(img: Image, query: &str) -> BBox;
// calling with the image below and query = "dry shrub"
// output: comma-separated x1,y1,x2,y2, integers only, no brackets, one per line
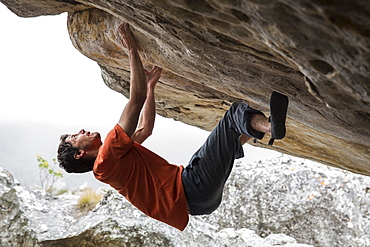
77,188,103,213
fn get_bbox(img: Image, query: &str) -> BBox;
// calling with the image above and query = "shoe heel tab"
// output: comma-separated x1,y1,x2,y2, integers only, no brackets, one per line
268,138,275,145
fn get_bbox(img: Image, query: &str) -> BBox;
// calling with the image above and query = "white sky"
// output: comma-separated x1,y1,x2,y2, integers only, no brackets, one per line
0,5,210,161
0,4,280,189
0,6,121,129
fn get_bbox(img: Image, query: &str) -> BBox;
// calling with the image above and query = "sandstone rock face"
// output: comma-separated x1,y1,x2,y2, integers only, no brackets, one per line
1,0,369,175
0,0,90,17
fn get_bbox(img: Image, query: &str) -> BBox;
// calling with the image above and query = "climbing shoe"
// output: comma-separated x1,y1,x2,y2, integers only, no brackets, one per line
268,91,289,145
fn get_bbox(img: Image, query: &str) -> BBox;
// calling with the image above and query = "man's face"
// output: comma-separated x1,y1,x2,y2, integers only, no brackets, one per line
65,129,102,150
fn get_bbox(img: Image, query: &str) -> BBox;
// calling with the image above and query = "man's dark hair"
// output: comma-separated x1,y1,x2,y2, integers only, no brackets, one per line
57,134,95,173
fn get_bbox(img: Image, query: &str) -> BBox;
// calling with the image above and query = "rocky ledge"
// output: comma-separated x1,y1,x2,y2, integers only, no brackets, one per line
1,0,369,175
1,156,370,246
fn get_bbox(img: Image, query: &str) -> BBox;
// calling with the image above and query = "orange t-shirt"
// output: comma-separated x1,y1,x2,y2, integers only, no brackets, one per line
93,124,189,231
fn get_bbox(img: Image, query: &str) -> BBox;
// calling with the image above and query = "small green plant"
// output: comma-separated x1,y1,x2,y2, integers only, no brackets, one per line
37,155,63,194
77,188,103,213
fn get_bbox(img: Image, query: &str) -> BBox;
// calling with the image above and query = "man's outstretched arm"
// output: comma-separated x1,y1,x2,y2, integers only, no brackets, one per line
131,66,162,144
117,23,147,137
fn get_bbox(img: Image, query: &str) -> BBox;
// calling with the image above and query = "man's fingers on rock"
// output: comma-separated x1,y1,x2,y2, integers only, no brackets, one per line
155,67,162,73
124,23,130,31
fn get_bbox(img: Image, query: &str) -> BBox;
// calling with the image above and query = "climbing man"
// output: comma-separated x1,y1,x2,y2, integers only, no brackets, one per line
57,22,289,231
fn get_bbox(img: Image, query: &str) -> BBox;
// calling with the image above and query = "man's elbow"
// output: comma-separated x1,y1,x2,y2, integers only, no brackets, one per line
131,89,146,100
133,127,153,144
130,93,147,106
141,128,153,140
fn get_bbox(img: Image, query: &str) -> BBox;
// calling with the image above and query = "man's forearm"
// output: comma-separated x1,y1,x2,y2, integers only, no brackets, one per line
117,22,148,137
128,50,147,102
140,86,156,132
131,87,156,144
131,66,161,144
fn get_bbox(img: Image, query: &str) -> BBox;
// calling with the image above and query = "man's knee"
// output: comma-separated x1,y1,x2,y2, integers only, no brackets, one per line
188,198,222,216
240,134,251,145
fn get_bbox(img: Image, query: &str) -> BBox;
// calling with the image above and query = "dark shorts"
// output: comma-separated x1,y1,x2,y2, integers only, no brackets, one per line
181,102,265,215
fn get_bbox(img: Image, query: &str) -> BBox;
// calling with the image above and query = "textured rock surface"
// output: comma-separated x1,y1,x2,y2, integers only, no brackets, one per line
204,157,370,247
1,0,369,175
0,166,313,247
0,0,90,17
2,156,370,246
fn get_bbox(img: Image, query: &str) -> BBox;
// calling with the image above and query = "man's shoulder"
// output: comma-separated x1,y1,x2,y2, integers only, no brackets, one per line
98,124,135,158
103,124,130,143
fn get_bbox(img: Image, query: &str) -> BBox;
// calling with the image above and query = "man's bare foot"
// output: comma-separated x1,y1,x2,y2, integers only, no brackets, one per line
118,22,138,51
250,114,271,135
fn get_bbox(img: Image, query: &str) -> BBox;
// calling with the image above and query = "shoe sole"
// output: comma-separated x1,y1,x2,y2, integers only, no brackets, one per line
269,91,289,144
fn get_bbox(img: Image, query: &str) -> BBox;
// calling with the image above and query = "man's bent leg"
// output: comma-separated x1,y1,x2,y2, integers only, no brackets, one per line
182,102,265,215
240,135,252,145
